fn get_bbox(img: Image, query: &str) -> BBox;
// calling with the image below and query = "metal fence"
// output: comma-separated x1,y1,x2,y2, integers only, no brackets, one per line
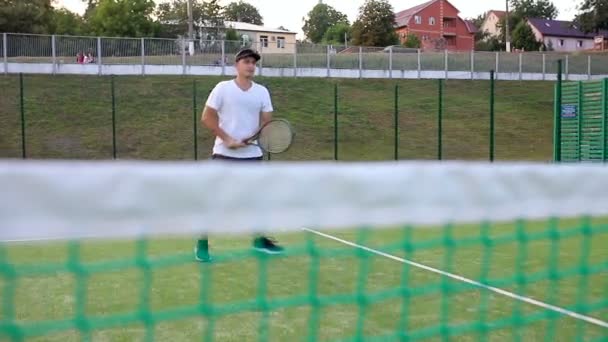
3,32,608,78
1,71,560,162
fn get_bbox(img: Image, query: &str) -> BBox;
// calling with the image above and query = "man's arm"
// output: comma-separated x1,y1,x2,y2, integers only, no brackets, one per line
260,111,273,126
201,106,245,149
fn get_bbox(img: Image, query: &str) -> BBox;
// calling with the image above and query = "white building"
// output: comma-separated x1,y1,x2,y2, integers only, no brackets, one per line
528,18,607,52
480,10,506,38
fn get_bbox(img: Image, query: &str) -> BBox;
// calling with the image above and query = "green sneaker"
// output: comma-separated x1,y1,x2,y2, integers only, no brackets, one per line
253,236,284,255
194,239,212,262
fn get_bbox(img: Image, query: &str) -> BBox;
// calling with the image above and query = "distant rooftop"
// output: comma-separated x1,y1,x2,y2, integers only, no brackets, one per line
224,21,297,35
528,18,608,39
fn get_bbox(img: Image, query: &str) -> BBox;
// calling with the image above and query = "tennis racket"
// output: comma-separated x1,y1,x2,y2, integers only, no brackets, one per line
246,119,294,154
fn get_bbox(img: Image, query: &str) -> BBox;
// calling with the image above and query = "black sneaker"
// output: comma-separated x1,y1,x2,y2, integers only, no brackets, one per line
252,236,284,255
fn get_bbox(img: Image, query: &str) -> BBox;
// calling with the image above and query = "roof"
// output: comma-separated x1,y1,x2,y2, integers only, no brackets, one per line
488,10,506,19
224,21,297,34
464,20,478,34
528,18,608,39
395,0,435,28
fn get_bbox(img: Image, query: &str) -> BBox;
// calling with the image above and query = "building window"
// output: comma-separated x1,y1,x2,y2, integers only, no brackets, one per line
277,36,285,49
578,40,583,48
559,39,564,47
415,15,422,24
260,35,269,48
429,17,436,25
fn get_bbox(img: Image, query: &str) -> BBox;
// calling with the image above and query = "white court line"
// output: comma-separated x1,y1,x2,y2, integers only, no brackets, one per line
302,227,608,329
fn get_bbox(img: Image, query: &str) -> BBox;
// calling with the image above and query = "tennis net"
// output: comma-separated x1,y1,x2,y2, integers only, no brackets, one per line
0,160,607,341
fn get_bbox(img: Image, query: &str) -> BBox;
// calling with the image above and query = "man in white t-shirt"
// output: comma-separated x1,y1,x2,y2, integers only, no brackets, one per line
195,48,284,262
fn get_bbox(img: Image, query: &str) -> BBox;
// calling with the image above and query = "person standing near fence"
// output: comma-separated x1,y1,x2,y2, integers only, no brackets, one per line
194,48,285,262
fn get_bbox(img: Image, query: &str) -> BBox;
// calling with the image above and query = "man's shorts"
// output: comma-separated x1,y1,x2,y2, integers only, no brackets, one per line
211,154,263,162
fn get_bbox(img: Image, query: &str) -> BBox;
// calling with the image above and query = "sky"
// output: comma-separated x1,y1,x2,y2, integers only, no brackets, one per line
56,0,580,38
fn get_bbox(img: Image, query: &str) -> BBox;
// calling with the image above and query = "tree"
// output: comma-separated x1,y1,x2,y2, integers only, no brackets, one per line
512,20,542,51
200,0,224,40
225,27,239,41
494,0,558,47
0,0,54,34
81,0,100,18
475,36,504,51
50,8,87,35
469,13,489,42
322,23,351,45
156,0,205,37
575,0,608,33
302,3,348,43
403,34,421,48
510,0,558,19
223,1,263,25
89,0,159,37
351,0,398,47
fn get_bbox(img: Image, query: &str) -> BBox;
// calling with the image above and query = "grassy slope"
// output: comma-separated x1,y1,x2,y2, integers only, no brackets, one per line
0,75,555,161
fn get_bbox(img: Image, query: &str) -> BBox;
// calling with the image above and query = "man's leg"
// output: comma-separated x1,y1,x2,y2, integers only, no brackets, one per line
194,236,212,262
195,154,284,262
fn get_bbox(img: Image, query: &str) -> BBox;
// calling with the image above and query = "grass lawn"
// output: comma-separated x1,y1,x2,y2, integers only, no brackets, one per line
0,75,556,161
1,218,607,341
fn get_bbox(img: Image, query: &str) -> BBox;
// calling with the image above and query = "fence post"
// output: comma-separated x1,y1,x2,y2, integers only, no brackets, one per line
417,49,421,79
588,55,592,80
3,33,7,75
182,38,186,75
326,45,330,77
19,73,26,159
221,40,226,76
470,49,475,80
602,78,607,162
495,52,499,79
490,70,495,162
193,79,198,161
51,35,57,75
542,53,546,81
111,76,117,159
394,84,399,160
334,83,339,161
554,60,563,162
389,46,393,79
141,38,145,76
259,44,264,77
358,46,363,79
578,81,583,161
437,79,443,161
97,37,102,76
565,55,569,81
444,49,448,79
293,43,298,77
518,52,523,81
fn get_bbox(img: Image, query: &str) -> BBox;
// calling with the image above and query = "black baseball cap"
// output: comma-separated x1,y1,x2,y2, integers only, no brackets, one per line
235,48,261,62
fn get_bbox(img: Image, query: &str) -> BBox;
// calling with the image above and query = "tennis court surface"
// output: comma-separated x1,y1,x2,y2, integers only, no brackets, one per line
1,160,607,341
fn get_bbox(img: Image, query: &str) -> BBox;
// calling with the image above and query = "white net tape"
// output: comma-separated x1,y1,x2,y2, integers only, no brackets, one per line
1,160,608,241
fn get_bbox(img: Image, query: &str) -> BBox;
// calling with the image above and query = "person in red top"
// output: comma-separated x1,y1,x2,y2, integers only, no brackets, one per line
76,52,84,64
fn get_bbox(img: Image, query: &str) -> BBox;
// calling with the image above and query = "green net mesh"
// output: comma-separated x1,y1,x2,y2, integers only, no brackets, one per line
1,218,607,341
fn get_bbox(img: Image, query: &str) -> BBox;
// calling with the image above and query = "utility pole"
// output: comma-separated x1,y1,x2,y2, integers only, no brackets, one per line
505,0,511,52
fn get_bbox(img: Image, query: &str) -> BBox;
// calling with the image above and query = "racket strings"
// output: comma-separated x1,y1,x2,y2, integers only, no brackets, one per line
258,121,293,153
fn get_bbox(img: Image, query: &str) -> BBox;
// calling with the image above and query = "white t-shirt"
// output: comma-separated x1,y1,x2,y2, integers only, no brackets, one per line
205,80,273,158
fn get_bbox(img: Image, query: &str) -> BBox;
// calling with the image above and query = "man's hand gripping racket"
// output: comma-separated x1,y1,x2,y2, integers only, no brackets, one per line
245,119,294,154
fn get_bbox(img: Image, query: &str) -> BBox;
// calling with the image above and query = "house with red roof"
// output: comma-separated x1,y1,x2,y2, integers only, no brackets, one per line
395,0,476,51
